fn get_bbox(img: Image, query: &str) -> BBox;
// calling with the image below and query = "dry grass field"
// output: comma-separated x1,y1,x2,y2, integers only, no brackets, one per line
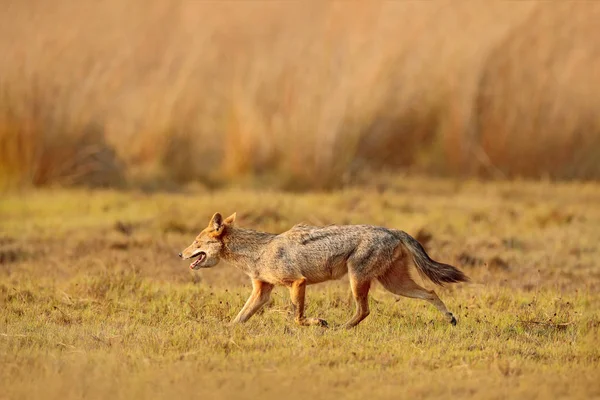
2,2,600,398
2,1,600,190
2,177,600,399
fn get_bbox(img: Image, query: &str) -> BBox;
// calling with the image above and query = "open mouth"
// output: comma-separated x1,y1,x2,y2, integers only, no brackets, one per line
189,251,206,269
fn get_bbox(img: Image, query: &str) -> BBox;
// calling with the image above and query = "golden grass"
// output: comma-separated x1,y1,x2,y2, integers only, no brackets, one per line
1,177,600,399
475,3,600,179
4,2,600,190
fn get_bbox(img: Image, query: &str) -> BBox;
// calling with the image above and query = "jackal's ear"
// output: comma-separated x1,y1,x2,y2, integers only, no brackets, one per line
209,212,223,233
223,212,236,226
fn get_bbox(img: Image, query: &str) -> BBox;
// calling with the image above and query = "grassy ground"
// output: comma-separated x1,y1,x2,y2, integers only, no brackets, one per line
1,177,600,399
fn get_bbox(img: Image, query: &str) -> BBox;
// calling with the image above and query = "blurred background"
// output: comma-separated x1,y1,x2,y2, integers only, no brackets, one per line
1,1,599,192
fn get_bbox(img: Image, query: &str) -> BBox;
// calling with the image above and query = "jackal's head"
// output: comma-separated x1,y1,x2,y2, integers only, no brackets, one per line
179,212,236,270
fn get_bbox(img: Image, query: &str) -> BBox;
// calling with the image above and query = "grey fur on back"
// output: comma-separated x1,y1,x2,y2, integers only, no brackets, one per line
220,223,468,287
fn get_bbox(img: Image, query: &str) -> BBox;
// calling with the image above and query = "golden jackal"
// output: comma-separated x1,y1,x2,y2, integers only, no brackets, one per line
179,212,468,328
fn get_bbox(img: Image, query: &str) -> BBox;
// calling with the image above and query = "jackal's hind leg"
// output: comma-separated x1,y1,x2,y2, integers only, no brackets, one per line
289,278,328,327
378,267,457,325
342,276,371,329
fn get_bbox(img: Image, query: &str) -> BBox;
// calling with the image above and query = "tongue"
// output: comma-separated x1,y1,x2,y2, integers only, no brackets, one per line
189,254,205,269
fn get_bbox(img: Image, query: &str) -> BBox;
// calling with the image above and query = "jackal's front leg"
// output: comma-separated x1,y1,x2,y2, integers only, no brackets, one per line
231,280,274,324
289,278,328,327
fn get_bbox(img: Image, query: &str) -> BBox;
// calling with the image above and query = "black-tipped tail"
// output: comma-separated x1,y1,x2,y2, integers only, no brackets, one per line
398,231,469,286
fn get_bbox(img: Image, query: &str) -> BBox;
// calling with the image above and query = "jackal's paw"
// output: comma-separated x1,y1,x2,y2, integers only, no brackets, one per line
306,317,328,328
316,318,329,328
297,317,328,328
449,315,457,326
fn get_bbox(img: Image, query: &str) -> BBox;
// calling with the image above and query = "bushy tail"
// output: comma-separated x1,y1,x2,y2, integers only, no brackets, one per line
398,231,469,286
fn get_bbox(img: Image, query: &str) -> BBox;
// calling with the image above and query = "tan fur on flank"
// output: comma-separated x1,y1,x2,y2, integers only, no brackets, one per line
180,212,469,328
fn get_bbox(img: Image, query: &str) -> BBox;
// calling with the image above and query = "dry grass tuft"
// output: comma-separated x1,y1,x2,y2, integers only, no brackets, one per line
475,3,600,179
0,88,124,190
